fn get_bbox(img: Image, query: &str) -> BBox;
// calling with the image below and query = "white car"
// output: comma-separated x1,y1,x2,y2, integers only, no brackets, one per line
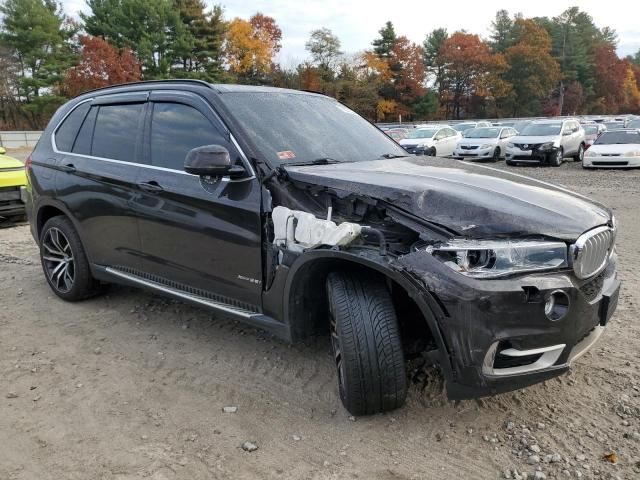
453,121,493,136
583,129,640,169
505,119,586,167
399,125,461,157
452,126,518,161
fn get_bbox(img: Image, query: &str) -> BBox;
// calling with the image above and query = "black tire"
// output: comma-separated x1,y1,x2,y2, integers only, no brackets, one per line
428,147,436,157
492,147,501,162
326,271,407,416
573,143,585,162
40,216,101,301
506,159,516,166
550,148,563,167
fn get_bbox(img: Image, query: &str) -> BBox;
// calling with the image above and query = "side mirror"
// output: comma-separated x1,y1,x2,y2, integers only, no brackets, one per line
184,145,245,178
0,147,5,155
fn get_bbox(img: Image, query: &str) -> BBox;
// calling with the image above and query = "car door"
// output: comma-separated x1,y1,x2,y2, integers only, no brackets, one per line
53,93,148,269
133,91,263,310
445,128,458,155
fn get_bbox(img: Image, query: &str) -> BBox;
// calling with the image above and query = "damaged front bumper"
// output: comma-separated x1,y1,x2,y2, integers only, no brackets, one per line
398,252,620,400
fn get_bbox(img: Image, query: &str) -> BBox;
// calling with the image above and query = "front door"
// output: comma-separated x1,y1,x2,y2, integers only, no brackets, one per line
133,92,263,310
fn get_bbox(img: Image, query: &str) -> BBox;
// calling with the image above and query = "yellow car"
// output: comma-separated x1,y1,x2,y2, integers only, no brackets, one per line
0,146,27,221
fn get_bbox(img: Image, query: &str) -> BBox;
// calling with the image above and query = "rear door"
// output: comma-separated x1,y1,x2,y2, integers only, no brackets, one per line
54,92,148,269
133,91,263,310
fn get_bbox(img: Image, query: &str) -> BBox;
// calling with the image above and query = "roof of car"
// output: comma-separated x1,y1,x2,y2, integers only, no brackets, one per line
80,79,325,98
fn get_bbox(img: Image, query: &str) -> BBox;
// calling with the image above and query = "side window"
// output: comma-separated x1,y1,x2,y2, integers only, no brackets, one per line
447,128,457,137
435,129,445,140
92,103,144,162
72,106,98,155
149,102,227,170
55,102,91,152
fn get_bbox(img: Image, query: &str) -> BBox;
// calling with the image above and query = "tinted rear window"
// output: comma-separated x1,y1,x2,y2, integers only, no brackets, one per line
92,104,143,162
55,102,91,152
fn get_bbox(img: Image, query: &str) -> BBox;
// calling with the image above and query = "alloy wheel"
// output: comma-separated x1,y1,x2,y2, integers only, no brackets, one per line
42,227,75,293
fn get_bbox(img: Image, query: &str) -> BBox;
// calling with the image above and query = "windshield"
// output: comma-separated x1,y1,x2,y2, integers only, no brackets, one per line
464,127,500,138
512,121,531,133
604,122,624,130
626,119,640,129
406,129,437,139
219,92,407,166
520,123,562,136
594,130,640,145
453,123,476,132
584,125,599,135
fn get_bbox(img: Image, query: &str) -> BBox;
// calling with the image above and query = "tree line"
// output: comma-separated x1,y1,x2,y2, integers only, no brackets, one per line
1,0,639,129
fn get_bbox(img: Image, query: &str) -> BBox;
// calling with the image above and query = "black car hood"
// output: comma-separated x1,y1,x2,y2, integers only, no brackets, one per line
284,157,611,241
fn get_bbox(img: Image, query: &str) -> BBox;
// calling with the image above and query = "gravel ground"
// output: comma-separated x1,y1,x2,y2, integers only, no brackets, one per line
1,156,639,480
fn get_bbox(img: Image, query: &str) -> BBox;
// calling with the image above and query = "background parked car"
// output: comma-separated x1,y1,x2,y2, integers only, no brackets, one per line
583,129,640,169
399,125,461,156
583,124,603,147
0,146,27,223
626,118,640,129
452,126,517,161
453,121,492,135
505,119,586,167
384,128,409,141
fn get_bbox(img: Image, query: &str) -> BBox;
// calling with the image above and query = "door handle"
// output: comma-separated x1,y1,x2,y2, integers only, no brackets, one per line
137,181,164,193
59,164,76,174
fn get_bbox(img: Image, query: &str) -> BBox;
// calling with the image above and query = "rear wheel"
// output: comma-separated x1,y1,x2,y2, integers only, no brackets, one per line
40,216,101,301
574,143,585,161
326,271,407,416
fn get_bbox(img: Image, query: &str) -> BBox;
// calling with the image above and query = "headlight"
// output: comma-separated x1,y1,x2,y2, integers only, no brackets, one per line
507,143,515,148
426,239,568,278
625,150,640,157
539,142,556,151
480,144,493,149
585,150,597,157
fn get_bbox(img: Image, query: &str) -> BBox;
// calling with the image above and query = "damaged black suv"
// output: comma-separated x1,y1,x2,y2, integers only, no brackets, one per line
26,81,620,416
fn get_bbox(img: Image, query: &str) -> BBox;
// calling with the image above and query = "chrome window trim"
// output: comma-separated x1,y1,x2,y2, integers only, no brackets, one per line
50,95,256,183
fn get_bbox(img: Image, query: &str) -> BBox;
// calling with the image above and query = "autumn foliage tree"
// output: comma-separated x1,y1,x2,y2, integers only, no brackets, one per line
62,35,141,97
502,19,560,116
438,32,507,118
225,13,282,82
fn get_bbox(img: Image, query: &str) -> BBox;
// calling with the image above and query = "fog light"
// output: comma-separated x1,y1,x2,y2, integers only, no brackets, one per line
545,290,570,321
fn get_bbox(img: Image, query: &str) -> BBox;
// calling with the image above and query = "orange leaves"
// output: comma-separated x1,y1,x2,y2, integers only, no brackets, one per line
438,32,507,117
62,35,141,97
594,44,636,113
225,13,282,76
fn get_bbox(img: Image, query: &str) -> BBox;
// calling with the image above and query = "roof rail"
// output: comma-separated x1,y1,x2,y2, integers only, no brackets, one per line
80,79,214,95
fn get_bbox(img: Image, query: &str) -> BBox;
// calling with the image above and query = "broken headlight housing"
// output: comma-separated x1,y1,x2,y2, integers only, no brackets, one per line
426,239,568,278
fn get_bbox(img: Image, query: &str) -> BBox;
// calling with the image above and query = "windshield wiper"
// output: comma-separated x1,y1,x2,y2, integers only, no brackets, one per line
284,157,343,166
379,153,408,159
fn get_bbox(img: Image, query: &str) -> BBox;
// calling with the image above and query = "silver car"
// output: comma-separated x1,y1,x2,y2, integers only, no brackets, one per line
505,119,586,167
452,127,518,161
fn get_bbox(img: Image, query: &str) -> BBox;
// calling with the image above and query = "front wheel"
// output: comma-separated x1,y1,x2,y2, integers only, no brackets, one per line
40,216,101,301
427,147,436,157
574,143,585,161
550,148,563,167
492,147,501,162
326,271,407,416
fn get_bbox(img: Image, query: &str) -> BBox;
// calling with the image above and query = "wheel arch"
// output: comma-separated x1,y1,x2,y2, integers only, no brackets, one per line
282,249,452,372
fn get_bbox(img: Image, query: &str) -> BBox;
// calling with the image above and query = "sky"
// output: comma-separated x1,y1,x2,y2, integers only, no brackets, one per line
62,0,640,66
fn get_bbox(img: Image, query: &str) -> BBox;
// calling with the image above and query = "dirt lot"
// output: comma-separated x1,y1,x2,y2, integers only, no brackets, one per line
1,157,639,480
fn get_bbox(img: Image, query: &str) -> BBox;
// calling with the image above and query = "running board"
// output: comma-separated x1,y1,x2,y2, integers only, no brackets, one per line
103,267,291,340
